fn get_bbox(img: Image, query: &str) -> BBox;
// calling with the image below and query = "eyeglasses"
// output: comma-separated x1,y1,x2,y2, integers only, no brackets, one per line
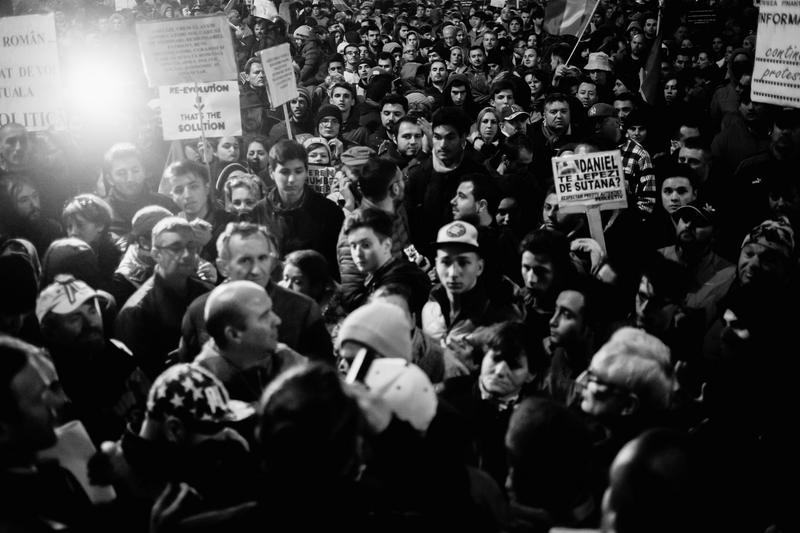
154,242,199,255
319,118,340,125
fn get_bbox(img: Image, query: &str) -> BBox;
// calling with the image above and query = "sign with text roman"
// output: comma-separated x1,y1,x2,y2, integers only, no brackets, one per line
551,150,628,212
0,14,65,131
259,43,298,107
752,1,800,108
158,81,241,140
136,15,237,87
308,165,336,195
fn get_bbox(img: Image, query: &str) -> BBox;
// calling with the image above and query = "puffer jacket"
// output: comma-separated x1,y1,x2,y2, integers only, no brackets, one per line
296,39,323,86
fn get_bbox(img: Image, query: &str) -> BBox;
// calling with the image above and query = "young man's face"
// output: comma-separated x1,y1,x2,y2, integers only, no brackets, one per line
548,290,587,347
367,29,380,45
330,87,354,113
521,251,555,296
451,181,479,220
492,89,514,112
248,63,265,88
432,124,465,166
430,61,447,83
170,172,209,218
271,158,308,205
380,103,406,131
395,121,423,157
345,46,359,65
13,183,41,221
328,61,344,76
377,57,393,72
450,84,467,106
347,226,391,274
660,177,696,214
109,154,145,200
469,48,485,68
544,100,570,131
483,32,497,50
436,246,484,296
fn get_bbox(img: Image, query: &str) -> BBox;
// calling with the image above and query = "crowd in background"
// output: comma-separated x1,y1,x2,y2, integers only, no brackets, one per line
2,0,800,531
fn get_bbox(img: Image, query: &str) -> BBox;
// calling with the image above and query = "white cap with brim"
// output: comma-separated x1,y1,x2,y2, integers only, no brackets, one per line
36,274,100,323
364,358,437,432
435,221,480,253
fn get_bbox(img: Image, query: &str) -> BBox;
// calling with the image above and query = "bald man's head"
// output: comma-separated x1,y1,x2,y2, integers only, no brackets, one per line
204,280,281,355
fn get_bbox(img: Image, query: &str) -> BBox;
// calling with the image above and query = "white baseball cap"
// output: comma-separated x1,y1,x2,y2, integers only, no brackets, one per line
435,220,480,253
364,358,437,432
36,274,100,323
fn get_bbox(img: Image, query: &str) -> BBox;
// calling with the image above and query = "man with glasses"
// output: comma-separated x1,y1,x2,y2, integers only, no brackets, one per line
116,217,214,380
342,44,361,85
179,221,333,362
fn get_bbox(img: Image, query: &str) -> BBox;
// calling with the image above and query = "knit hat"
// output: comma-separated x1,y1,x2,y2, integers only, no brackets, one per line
147,363,250,429
36,274,100,323
364,358,437,432
41,238,101,288
0,253,38,315
292,25,313,40
302,136,333,161
131,205,174,239
741,217,795,258
382,42,402,53
295,86,311,105
337,301,413,360
584,52,613,72
404,90,430,107
316,104,343,126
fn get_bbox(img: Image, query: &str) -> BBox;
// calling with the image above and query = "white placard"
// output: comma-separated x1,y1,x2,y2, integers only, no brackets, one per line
551,150,628,212
158,81,242,140
259,43,298,107
490,0,506,7
0,14,65,131
252,0,279,19
136,14,238,87
751,2,800,108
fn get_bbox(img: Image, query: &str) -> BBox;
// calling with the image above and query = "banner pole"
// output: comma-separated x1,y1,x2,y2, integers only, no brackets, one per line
564,0,601,66
283,102,294,140
194,81,216,204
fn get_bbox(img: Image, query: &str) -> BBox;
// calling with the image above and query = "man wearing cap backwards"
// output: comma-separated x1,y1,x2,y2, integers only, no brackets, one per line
588,102,656,217
115,217,215,381
422,220,520,346
37,274,150,443
658,201,735,326
194,280,305,402
179,222,332,363
293,24,323,86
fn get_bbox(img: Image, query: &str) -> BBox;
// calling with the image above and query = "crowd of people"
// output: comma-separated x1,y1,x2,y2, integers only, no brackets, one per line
2,0,799,531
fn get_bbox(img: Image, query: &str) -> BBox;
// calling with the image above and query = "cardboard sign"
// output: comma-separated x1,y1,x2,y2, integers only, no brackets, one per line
0,14,65,131
158,81,242,140
259,43,298,107
551,150,628,212
136,14,237,87
752,2,800,108
490,0,505,6
252,0,279,19
308,165,336,195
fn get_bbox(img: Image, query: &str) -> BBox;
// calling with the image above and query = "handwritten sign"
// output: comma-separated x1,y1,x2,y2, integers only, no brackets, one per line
752,1,800,108
136,14,237,87
490,0,506,7
158,81,241,140
308,165,336,195
259,43,298,107
551,150,627,211
0,14,65,131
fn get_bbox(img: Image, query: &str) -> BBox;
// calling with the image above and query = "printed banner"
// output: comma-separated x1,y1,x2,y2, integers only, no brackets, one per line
259,43,298,107
0,14,65,131
551,150,628,212
752,1,800,108
308,165,336,195
136,14,237,87
158,81,242,140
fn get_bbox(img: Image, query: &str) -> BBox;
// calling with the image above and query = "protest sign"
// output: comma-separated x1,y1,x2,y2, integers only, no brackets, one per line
490,0,506,7
551,150,627,252
115,0,138,10
252,0,279,19
308,165,336,195
259,43,298,107
158,81,241,140
136,15,237,87
0,14,65,131
752,1,800,108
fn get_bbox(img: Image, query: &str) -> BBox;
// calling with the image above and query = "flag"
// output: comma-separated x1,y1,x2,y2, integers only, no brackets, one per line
544,0,599,37
639,33,662,105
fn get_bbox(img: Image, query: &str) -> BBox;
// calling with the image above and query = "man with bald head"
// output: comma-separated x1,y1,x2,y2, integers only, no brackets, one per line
195,280,303,402
179,222,333,362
